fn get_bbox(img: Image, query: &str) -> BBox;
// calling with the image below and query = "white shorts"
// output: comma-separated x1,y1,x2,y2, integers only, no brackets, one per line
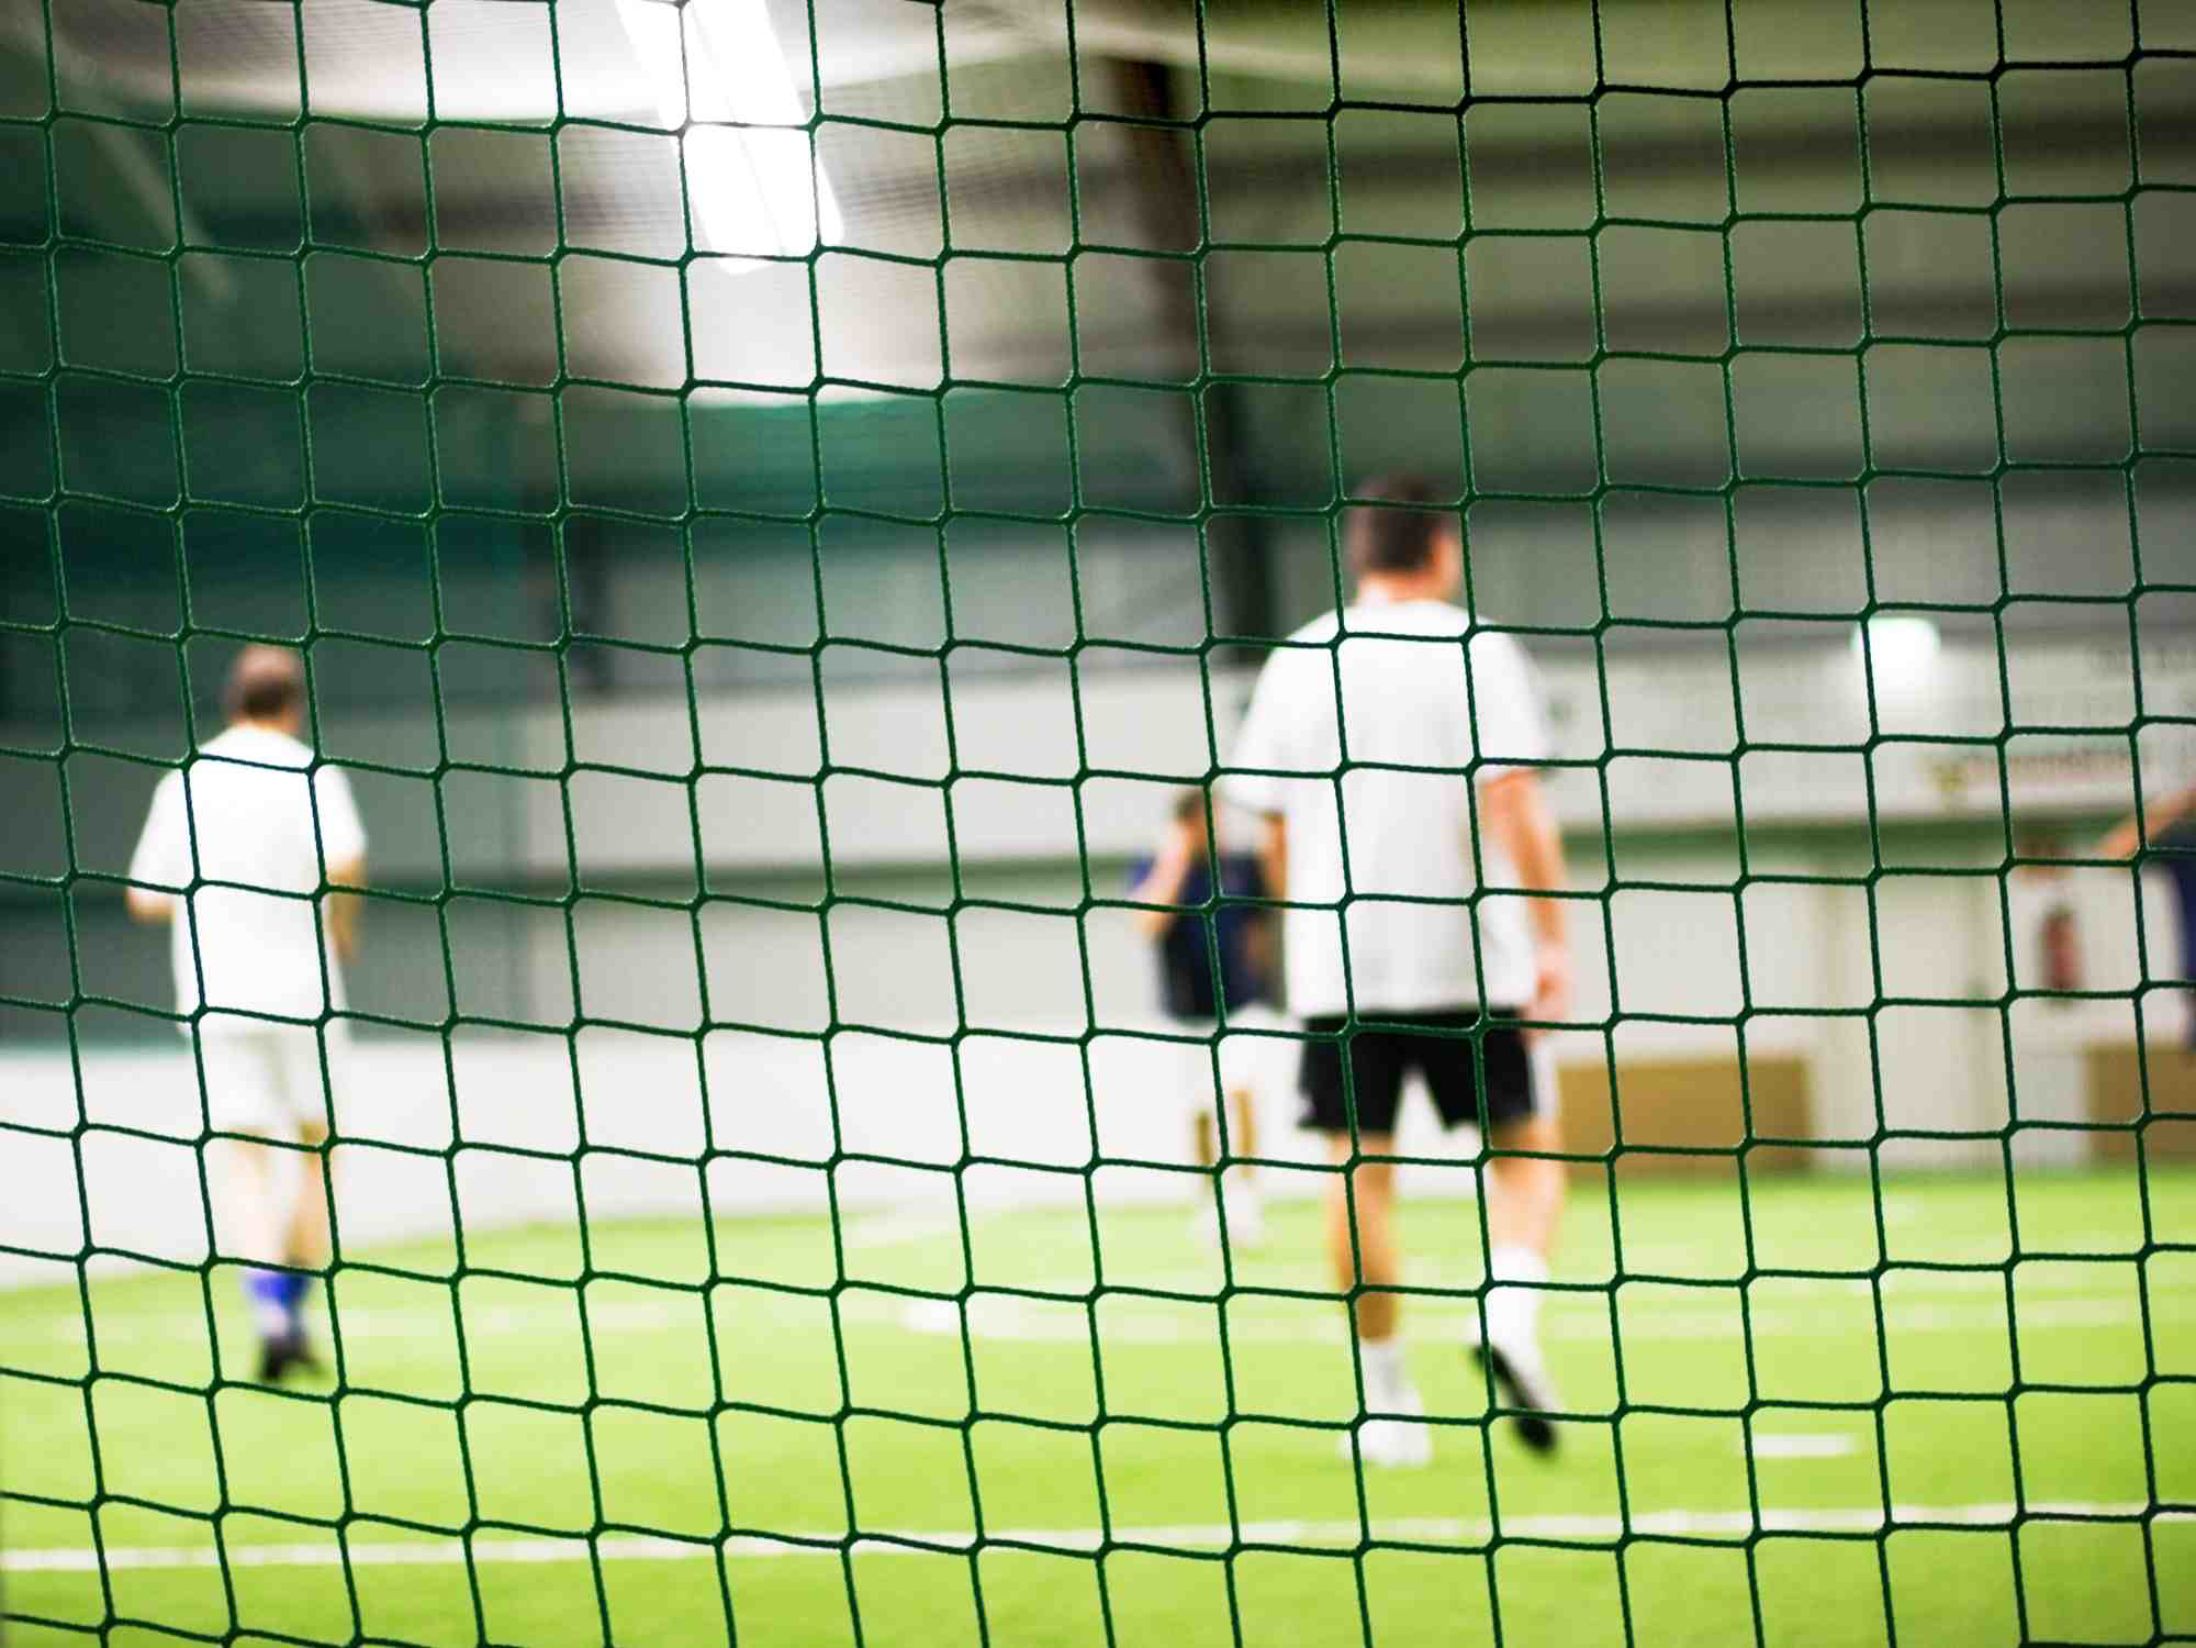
1175,1003,1290,1115
190,1017,346,1137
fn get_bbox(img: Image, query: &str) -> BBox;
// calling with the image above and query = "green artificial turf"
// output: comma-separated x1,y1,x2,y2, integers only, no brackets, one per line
4,1167,2192,1647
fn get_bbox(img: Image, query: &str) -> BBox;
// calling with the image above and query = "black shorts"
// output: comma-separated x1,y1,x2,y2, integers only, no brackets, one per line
1299,1009,1537,1138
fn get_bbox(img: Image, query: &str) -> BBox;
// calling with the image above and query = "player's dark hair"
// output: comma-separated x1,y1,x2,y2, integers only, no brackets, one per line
225,645,306,724
1345,475,1455,576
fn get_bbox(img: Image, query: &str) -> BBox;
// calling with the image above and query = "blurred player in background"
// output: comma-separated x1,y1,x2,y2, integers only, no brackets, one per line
2101,778,2196,1037
1130,790,1276,1248
126,646,367,1382
1227,475,1572,1467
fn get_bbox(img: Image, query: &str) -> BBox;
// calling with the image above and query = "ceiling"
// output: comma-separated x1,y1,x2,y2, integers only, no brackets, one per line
2,0,2192,659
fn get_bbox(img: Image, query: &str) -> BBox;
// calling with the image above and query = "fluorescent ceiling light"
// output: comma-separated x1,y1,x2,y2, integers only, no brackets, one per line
1852,613,1942,690
611,0,843,266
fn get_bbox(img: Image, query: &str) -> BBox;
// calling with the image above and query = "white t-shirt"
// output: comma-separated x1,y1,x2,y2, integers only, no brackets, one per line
1223,598,1551,1018
126,725,368,1024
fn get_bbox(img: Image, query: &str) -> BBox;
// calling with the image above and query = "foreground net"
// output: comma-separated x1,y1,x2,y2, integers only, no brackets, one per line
2,0,2194,1644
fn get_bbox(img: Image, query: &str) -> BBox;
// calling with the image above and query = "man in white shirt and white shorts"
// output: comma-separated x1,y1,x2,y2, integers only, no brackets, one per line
127,645,368,1382
1226,475,1574,1467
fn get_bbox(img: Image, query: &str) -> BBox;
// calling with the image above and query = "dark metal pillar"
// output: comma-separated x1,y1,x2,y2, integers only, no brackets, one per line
1103,58,1277,644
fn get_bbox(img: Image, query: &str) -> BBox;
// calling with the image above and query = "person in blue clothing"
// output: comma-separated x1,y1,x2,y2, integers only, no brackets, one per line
1130,789,1278,1247
2100,780,2196,1040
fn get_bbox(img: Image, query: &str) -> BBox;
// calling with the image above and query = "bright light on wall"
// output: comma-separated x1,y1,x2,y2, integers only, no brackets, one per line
612,0,843,265
1851,613,1942,691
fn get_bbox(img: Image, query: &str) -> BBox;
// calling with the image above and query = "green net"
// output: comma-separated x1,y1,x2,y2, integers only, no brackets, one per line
4,0,2196,1644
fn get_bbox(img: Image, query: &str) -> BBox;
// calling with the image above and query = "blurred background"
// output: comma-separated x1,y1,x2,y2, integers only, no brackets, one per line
4,0,2195,1268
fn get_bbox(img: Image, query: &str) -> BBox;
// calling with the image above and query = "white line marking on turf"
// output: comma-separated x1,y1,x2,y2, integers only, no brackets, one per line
886,1293,2181,1345
7,1504,2181,1574
1749,1433,1860,1459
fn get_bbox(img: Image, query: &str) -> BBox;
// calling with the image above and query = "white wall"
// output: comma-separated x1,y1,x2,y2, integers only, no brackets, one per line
0,1018,1520,1285
326,629,2196,885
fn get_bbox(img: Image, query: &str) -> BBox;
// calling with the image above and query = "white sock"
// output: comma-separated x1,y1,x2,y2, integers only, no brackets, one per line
1361,1338,1411,1404
1487,1245,1549,1347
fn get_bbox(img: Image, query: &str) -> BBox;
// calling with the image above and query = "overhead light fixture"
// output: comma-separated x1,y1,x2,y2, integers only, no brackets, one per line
611,0,844,267
1851,613,1942,692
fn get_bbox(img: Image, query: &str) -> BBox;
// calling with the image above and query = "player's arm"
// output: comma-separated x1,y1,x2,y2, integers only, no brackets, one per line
1239,814,1287,1000
1222,654,1290,971
1480,770,1571,1032
1259,812,1287,906
125,774,184,925
2099,781,2196,860
1129,818,1200,939
325,854,367,964
1241,839,1282,987
124,885,176,924
313,765,371,965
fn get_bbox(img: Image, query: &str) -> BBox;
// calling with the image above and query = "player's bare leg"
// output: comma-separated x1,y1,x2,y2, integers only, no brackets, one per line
232,1122,330,1383
224,1132,286,1272
1230,1087,1259,1170
1487,1111,1565,1257
1218,1086,1265,1245
1326,1138,1399,1336
1189,1108,1220,1243
1191,1087,1266,1249
263,1120,335,1375
1327,1136,1429,1467
267,1121,331,1369
285,1120,333,1272
223,1132,303,1380
1472,1110,1565,1454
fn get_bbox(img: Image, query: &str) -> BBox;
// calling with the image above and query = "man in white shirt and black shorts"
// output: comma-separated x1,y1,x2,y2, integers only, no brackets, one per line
1226,475,1573,1468
127,645,368,1382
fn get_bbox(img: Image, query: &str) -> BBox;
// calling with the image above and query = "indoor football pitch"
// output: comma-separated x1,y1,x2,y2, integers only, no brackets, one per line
4,1167,2192,1647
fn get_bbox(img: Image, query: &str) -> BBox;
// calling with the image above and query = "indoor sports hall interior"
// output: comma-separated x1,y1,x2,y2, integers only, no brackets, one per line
1,0,2192,1644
